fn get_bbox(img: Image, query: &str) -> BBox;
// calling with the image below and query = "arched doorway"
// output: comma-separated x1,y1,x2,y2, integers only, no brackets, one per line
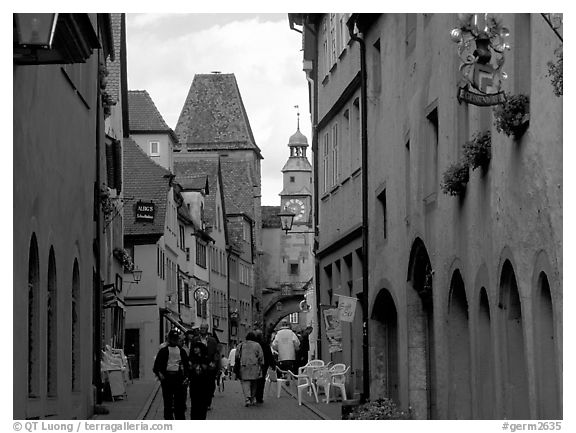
535,272,560,419
371,288,399,403
499,260,529,419
47,247,58,397
476,287,495,419
406,238,435,419
28,234,40,398
447,270,471,419
262,294,305,342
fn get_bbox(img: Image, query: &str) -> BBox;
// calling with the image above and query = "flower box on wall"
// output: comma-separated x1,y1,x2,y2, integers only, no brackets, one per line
441,160,470,197
493,94,530,140
463,130,492,171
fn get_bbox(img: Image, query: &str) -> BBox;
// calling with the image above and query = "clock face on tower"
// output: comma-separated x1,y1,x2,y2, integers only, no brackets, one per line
286,198,306,222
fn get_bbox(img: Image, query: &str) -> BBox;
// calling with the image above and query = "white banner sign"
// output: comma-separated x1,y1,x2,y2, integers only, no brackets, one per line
337,295,357,322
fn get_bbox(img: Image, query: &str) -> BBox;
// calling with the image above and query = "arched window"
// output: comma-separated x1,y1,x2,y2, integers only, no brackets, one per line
476,287,495,419
47,247,57,397
371,289,399,403
72,259,80,392
447,270,471,419
499,260,529,419
406,239,436,419
535,272,559,418
28,234,40,398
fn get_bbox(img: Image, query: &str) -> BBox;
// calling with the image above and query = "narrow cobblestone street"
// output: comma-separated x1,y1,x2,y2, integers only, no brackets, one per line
145,378,340,420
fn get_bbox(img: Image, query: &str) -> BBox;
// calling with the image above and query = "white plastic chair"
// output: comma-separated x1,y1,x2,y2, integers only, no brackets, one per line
265,367,289,398
319,363,349,403
289,366,319,405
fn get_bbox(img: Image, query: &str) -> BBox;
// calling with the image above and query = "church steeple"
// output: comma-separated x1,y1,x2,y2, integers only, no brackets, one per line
288,107,308,158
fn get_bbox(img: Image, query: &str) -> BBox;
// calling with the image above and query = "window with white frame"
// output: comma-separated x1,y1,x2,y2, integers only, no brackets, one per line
332,123,339,185
329,14,337,66
339,14,349,53
322,18,330,78
150,141,160,156
323,132,330,192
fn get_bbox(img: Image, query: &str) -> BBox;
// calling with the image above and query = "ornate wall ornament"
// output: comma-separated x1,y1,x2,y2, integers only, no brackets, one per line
451,13,510,106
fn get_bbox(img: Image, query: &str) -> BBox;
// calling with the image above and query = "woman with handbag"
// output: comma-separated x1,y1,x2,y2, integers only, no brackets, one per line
235,331,264,407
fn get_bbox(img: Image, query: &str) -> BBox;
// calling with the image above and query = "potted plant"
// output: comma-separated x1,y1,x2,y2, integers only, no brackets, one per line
100,187,114,219
493,93,530,139
342,398,411,420
463,130,492,170
113,248,134,273
441,160,470,196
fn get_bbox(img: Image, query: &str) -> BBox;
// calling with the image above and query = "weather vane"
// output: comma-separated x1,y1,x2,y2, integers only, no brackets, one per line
294,105,300,129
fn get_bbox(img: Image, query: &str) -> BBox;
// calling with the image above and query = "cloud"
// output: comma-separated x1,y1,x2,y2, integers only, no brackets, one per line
127,14,312,206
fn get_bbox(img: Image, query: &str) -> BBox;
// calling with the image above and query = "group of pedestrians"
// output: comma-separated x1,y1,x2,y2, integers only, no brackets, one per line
153,323,219,420
154,320,314,417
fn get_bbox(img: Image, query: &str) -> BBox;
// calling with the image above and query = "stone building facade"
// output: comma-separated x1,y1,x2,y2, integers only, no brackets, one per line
13,13,118,419
290,13,562,419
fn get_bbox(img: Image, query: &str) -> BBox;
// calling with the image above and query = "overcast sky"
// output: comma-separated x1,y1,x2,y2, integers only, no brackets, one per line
126,13,312,206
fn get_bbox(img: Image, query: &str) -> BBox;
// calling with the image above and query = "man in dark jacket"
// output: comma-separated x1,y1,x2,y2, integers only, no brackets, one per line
254,329,275,404
153,330,189,420
191,323,220,410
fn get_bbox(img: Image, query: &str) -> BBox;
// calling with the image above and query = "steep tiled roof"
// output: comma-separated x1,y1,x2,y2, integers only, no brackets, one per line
262,206,281,228
220,160,255,219
174,73,262,158
174,158,220,227
177,175,208,192
105,13,123,103
281,157,312,172
123,137,172,237
128,90,177,142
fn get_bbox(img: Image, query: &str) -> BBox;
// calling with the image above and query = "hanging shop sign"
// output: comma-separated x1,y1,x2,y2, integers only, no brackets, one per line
194,286,210,302
451,13,510,107
337,294,357,322
323,307,342,353
135,201,155,222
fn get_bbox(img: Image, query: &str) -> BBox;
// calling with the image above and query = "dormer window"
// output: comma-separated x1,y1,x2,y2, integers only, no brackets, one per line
150,141,160,156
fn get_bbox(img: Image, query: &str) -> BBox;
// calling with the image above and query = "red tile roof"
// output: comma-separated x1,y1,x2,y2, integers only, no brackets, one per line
105,13,123,104
174,73,262,158
220,159,256,219
128,90,178,142
122,137,172,238
174,158,220,227
262,206,281,228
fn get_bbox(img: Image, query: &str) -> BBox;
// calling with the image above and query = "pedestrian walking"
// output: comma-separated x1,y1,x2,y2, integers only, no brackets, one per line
235,331,264,406
254,329,275,404
187,340,212,420
191,323,220,410
217,354,229,391
228,345,237,380
271,320,300,375
296,326,313,369
152,330,189,420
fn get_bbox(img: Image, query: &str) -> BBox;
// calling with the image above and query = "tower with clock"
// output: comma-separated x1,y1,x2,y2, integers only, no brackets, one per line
280,113,313,227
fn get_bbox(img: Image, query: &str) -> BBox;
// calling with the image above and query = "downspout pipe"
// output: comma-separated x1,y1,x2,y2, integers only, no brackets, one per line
289,15,322,357
348,16,370,403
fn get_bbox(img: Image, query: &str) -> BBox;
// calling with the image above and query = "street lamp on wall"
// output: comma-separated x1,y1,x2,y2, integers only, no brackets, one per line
278,207,315,234
278,207,296,234
13,13,58,49
131,267,142,283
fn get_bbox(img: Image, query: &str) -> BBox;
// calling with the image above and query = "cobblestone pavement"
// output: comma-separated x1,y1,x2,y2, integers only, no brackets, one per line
145,377,337,420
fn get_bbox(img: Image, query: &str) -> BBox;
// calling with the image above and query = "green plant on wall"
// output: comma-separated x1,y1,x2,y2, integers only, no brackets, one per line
547,46,563,97
441,160,470,196
493,93,530,139
463,130,492,170
343,398,411,420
